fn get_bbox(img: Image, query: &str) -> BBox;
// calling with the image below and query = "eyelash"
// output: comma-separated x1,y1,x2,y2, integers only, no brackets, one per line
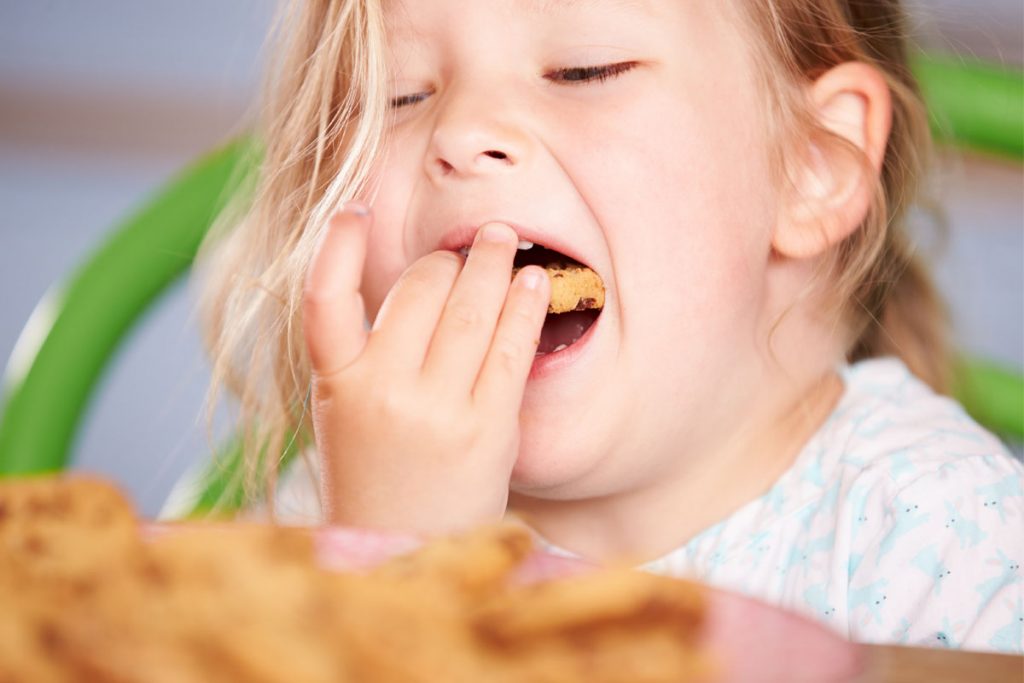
552,61,638,85
389,61,638,109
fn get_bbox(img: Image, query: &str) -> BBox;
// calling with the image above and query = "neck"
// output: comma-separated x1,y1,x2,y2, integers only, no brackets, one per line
507,369,845,565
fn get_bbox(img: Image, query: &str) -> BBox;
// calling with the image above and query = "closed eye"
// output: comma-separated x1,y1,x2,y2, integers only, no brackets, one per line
389,61,639,109
545,61,639,85
390,91,430,109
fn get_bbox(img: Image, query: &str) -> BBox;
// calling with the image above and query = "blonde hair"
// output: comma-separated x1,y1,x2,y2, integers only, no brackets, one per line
194,0,950,511
193,0,391,510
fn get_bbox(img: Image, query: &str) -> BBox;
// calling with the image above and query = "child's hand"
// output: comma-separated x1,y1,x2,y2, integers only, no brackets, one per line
303,203,550,536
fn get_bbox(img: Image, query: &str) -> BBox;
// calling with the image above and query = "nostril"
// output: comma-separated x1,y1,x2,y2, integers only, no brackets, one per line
434,150,509,176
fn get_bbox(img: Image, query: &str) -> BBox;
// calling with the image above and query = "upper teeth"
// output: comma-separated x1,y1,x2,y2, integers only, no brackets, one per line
458,240,534,256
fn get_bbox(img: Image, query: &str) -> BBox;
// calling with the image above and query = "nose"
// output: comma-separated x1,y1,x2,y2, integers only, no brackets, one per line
426,85,528,181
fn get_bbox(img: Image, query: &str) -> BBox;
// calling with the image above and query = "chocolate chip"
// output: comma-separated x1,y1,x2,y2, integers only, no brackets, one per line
37,621,64,654
72,578,98,598
573,298,596,312
24,535,46,555
139,560,170,587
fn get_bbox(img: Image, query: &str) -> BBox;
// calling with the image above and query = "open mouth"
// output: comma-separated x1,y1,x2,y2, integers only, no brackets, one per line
456,239,605,357
512,243,603,357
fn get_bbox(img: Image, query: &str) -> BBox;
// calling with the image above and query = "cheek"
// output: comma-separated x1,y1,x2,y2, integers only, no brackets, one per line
362,240,405,319
359,160,414,317
589,75,776,350
642,134,772,317
634,116,769,252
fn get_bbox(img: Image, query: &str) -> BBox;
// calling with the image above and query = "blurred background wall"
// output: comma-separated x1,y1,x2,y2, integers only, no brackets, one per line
1,0,1021,516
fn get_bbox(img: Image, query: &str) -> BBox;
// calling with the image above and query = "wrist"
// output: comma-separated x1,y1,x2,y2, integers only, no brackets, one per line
322,481,508,538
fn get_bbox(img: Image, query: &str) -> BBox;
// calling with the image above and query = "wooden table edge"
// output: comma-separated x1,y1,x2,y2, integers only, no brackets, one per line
857,644,1023,683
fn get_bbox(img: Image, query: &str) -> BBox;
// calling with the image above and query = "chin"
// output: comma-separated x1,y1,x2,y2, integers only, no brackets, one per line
508,427,604,499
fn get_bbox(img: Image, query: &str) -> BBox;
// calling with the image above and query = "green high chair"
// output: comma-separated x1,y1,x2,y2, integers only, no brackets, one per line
1,54,1021,518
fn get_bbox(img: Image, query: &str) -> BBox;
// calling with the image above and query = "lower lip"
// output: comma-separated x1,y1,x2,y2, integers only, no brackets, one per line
528,310,602,381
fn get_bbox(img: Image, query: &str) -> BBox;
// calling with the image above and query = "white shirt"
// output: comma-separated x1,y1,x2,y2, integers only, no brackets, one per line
534,358,1024,653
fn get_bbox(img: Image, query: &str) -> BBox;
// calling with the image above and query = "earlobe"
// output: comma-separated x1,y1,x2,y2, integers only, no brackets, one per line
773,62,893,260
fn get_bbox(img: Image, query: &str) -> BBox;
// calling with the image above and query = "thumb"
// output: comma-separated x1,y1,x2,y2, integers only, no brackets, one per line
303,201,372,380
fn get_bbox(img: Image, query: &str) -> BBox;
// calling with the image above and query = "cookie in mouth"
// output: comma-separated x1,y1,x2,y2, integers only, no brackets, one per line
511,243,604,356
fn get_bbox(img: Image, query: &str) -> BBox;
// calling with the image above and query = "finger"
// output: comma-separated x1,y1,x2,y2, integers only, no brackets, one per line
474,265,550,412
303,202,372,379
363,250,464,373
421,223,519,395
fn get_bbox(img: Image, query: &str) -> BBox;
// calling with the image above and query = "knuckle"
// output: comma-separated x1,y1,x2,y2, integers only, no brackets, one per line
369,393,474,450
434,249,466,267
302,281,335,311
492,338,526,374
510,299,541,326
310,369,355,409
312,368,484,457
359,381,413,424
445,300,480,329
423,250,465,275
397,266,434,291
432,408,475,446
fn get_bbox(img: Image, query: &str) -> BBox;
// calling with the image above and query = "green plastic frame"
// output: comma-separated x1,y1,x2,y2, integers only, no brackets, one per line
1,54,1021,516
913,54,1024,160
0,138,254,475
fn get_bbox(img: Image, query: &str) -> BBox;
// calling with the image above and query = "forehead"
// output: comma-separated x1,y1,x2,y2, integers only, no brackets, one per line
384,0,653,12
384,0,656,32
379,0,754,76
522,0,653,13
383,0,662,53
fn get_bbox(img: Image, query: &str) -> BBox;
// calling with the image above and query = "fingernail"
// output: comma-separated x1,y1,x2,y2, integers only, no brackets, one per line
343,200,371,216
520,267,546,290
479,222,515,244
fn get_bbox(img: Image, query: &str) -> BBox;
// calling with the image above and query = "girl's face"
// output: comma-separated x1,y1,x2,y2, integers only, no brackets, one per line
363,0,780,498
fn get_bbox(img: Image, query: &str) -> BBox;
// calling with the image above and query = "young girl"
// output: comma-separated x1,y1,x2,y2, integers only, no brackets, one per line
193,0,1023,653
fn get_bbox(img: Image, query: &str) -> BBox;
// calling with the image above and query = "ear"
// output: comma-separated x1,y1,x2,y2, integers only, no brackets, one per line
773,62,893,260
